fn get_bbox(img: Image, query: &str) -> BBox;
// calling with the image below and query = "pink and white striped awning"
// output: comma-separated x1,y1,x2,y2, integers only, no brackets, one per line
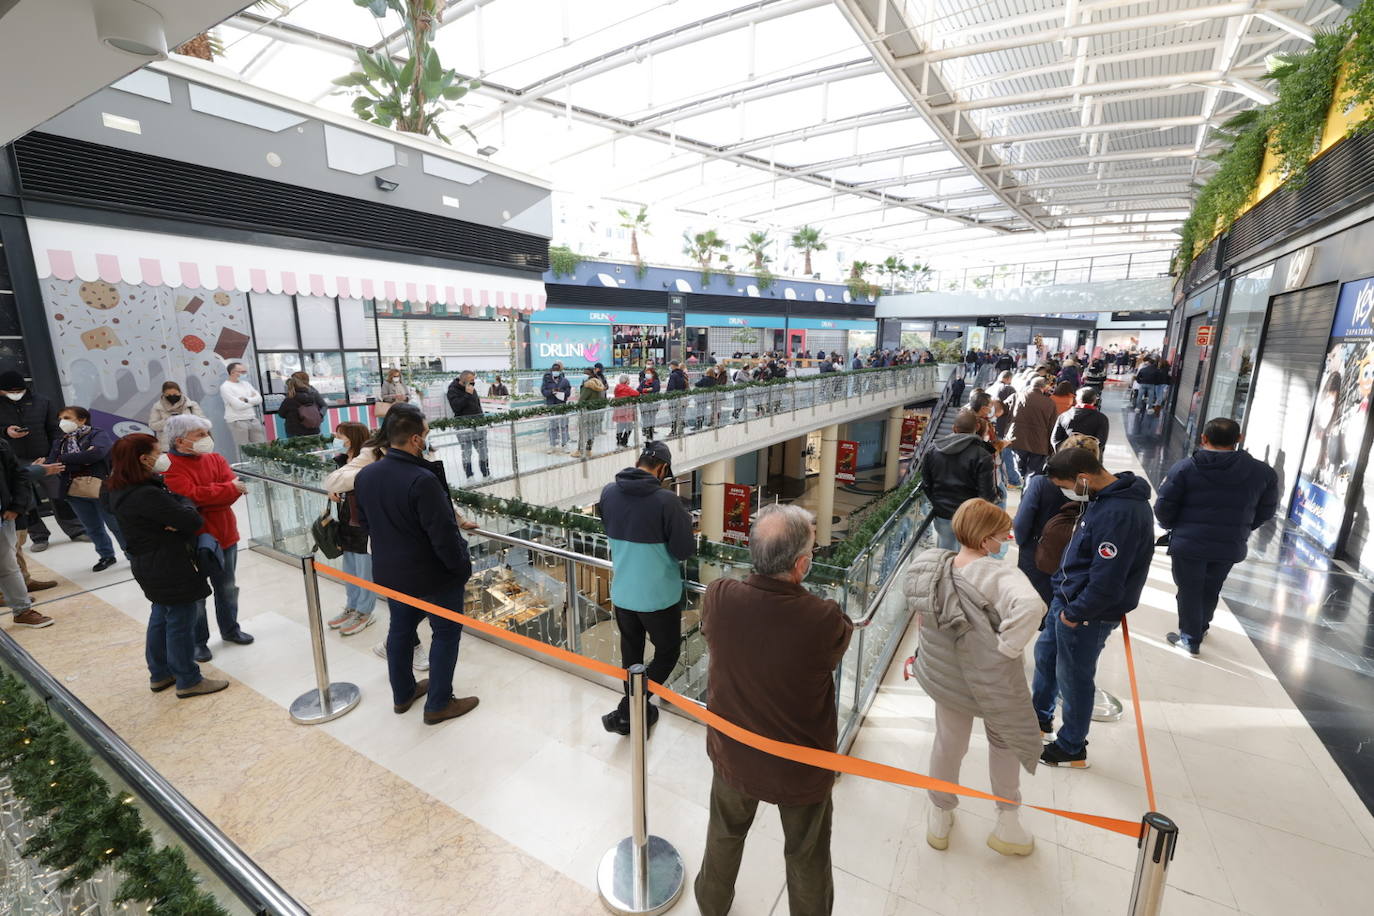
26,218,547,312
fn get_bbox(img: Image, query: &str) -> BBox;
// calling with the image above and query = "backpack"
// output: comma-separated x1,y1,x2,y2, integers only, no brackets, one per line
298,400,323,429
1035,502,1082,574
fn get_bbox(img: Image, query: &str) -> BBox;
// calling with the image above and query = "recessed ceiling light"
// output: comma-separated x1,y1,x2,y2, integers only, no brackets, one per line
476,145,498,157
266,152,282,167
442,195,461,209
101,112,141,134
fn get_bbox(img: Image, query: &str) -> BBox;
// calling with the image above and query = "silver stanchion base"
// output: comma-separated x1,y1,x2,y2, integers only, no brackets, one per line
289,683,361,725
596,835,685,916
1093,688,1124,722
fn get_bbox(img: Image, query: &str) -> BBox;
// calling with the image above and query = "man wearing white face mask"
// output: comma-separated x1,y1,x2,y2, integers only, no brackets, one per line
162,415,253,662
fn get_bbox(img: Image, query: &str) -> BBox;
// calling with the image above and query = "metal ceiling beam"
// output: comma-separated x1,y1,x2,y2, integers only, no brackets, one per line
892,0,1307,66
949,41,1226,96
1253,10,1316,42
988,147,1206,173
935,67,1270,113
968,116,1213,148
833,0,1049,232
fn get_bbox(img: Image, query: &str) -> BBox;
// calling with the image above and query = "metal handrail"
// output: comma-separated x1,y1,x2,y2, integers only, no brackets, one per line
0,630,307,916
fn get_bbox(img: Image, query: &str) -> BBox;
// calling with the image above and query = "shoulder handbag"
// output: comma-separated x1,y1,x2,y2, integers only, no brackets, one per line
311,504,344,558
1035,503,1082,574
68,475,102,499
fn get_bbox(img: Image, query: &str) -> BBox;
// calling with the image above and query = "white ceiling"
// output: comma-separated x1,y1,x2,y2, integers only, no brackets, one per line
0,0,252,146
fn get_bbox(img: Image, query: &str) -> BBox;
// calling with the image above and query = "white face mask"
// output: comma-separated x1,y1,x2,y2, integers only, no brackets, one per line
1059,486,1090,503
191,436,215,455
151,454,171,473
58,419,80,434
4,392,23,402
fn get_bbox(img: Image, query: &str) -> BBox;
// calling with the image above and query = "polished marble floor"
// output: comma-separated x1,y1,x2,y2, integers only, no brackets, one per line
4,408,1374,914
1120,388,1374,817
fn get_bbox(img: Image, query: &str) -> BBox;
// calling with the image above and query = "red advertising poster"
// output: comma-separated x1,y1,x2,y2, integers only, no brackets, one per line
836,440,859,483
899,417,920,456
723,484,752,543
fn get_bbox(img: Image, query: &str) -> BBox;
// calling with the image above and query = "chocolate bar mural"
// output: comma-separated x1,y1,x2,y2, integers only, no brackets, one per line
40,278,255,446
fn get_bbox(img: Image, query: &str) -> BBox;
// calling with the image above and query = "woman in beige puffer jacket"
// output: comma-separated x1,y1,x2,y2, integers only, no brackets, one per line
147,381,207,449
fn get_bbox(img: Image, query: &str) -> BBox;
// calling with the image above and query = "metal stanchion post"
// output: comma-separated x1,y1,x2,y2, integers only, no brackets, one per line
597,665,684,915
1128,813,1178,916
289,557,362,725
1093,687,1125,722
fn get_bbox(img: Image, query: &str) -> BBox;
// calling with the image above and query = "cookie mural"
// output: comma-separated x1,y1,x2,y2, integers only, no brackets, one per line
41,278,256,445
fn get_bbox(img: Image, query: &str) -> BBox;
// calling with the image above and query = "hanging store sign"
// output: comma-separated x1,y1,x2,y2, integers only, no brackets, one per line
528,323,611,369
836,440,859,484
1194,325,1213,347
1331,275,1374,339
723,484,752,544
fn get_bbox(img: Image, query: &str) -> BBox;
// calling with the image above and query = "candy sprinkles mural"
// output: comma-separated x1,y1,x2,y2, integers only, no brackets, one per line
40,277,254,446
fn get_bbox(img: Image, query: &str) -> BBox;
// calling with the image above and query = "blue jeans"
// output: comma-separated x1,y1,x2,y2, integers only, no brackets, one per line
386,581,464,714
1031,609,1119,755
195,544,242,649
342,550,377,616
1000,447,1022,487
147,601,201,689
933,516,958,551
66,495,127,560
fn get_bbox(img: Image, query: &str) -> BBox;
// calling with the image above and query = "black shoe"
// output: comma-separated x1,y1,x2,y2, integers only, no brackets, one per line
1040,741,1089,768
1166,632,1199,656
194,646,213,663
223,630,254,645
29,541,49,553
92,556,117,572
646,703,660,734
601,707,630,736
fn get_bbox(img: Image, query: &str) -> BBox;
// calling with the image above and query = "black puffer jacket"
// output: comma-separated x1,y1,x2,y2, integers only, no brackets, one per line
108,477,211,606
279,385,327,437
1155,449,1279,562
0,392,60,461
447,378,484,417
0,439,36,518
1051,406,1110,451
920,432,996,519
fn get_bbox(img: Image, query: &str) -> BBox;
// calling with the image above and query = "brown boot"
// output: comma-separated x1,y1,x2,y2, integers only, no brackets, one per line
393,679,429,714
424,696,479,725
176,678,229,698
25,579,57,592
11,609,53,628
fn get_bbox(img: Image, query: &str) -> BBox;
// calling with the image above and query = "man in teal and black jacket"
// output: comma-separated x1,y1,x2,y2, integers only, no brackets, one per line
598,441,695,735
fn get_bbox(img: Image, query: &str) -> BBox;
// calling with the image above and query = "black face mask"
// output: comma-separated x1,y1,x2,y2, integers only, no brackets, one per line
166,394,181,404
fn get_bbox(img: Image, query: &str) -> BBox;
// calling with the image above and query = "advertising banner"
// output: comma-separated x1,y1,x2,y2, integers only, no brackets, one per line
723,484,752,543
836,440,859,483
528,322,612,369
1288,281,1374,550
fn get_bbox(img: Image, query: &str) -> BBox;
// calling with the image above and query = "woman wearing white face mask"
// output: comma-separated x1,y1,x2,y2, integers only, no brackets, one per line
903,497,1046,857
107,434,227,698
38,406,127,572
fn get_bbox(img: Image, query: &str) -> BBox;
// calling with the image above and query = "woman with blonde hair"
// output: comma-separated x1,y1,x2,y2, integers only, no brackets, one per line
1012,433,1101,606
904,497,1045,857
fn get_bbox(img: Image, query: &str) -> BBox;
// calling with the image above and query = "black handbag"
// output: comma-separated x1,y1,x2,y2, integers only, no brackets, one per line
311,504,343,559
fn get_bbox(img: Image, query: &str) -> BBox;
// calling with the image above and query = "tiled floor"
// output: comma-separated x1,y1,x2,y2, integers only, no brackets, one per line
5,400,1374,914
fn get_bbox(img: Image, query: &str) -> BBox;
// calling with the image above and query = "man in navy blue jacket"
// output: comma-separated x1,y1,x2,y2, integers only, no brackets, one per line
1155,418,1278,656
355,409,479,726
1032,447,1154,768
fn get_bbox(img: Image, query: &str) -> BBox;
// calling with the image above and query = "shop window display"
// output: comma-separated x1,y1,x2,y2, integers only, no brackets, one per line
248,292,382,407
1205,266,1271,426
612,324,665,367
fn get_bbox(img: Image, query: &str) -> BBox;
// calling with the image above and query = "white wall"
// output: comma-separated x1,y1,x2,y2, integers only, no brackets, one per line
878,277,1172,318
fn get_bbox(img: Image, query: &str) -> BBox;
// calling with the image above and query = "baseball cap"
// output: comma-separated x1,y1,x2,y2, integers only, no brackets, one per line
640,440,674,479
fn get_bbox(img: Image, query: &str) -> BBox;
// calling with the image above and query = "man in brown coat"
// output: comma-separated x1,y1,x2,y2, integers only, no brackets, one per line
1005,377,1059,479
694,504,854,916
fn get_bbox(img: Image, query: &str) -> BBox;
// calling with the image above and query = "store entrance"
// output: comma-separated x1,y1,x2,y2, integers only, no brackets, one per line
788,330,805,360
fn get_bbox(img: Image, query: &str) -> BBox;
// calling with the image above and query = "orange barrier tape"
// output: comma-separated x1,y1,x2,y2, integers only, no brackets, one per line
1120,617,1157,812
314,561,1141,838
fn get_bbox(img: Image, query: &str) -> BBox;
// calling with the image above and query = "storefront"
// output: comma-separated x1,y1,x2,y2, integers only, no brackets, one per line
527,306,669,369
784,317,878,358
684,312,787,358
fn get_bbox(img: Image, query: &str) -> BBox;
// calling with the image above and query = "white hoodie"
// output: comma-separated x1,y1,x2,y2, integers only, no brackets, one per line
220,379,263,422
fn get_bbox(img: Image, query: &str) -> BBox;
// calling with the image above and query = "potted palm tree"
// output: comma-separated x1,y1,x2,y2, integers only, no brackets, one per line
683,230,728,284
790,225,826,277
931,337,965,382
617,205,650,277
739,231,775,290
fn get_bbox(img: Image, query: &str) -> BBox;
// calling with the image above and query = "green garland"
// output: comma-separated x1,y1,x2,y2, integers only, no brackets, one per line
820,475,922,569
1344,1,1374,127
0,670,229,914
239,434,334,472
1268,30,1346,186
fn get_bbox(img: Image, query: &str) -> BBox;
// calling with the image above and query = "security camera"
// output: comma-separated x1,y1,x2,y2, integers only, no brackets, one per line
94,0,168,59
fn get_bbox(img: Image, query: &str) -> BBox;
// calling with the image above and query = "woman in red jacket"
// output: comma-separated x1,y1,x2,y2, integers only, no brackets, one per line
612,374,640,448
161,414,254,663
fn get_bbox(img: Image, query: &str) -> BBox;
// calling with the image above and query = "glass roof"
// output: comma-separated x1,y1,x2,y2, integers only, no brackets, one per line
210,0,1347,276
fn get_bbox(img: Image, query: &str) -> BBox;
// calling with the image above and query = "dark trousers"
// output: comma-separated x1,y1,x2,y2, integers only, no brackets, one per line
695,772,834,916
27,478,84,542
1011,449,1046,480
1171,556,1235,648
1031,610,1118,755
195,544,242,649
146,601,201,690
613,603,682,712
387,581,464,714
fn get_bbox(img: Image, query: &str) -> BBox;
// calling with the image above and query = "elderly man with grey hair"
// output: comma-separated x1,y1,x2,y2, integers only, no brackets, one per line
162,414,254,662
694,503,854,916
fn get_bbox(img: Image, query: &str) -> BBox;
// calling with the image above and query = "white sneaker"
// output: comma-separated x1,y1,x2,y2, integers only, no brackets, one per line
926,805,954,850
413,645,430,671
987,809,1034,856
328,608,356,629
371,642,387,660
